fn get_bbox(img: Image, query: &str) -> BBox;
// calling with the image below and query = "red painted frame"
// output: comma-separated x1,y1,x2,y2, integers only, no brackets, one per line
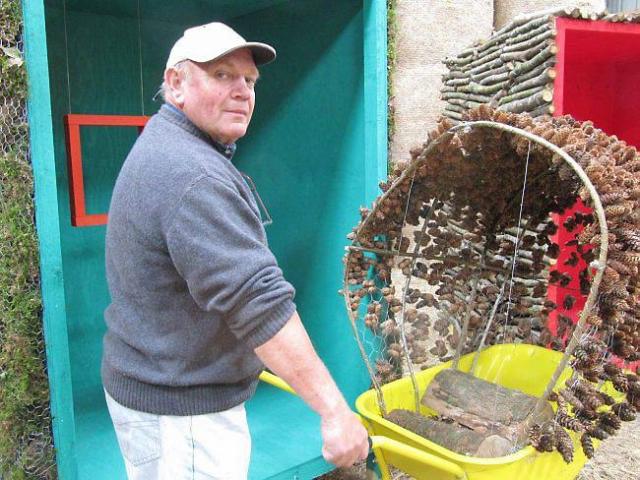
550,18,640,367
64,114,150,227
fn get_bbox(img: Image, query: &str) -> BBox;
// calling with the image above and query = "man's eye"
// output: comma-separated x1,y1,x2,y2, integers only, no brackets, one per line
215,71,230,80
246,77,257,88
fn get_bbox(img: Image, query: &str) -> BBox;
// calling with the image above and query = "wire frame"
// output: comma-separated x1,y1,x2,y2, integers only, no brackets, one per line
342,119,609,430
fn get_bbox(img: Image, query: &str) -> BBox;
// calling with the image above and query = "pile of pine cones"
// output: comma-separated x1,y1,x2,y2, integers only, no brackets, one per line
343,105,639,462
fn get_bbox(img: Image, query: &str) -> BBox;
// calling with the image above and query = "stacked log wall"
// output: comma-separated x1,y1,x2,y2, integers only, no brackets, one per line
440,6,640,123
494,1,606,29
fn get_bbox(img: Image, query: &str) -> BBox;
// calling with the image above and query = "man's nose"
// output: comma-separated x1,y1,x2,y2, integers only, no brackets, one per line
232,78,252,99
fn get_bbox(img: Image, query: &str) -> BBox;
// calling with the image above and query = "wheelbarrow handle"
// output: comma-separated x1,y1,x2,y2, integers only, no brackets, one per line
259,370,296,395
259,371,467,480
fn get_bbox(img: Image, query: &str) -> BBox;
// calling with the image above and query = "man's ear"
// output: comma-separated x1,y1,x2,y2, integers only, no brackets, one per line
164,67,186,106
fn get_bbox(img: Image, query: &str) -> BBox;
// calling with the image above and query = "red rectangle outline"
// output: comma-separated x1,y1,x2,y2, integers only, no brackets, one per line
64,114,150,227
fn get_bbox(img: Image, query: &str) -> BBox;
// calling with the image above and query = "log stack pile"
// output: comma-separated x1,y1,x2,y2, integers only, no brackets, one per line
440,6,640,121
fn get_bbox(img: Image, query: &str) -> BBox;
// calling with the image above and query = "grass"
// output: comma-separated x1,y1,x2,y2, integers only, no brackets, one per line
0,149,55,478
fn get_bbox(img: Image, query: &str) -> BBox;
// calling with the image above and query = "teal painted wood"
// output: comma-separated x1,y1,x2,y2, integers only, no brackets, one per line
21,0,78,478
364,0,389,201
232,2,377,476
24,0,387,478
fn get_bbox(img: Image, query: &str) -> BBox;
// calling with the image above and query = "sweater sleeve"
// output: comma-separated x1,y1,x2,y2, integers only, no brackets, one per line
166,174,296,349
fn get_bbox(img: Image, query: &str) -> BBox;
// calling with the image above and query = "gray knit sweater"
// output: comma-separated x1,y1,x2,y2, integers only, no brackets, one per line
101,104,296,415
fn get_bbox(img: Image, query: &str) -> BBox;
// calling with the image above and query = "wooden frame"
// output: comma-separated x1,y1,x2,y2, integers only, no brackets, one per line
64,114,149,226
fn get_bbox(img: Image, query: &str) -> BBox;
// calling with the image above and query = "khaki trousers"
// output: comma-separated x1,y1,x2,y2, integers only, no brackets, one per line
105,390,251,479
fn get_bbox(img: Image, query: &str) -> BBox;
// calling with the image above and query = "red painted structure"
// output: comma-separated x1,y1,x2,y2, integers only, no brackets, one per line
64,114,149,226
550,18,640,366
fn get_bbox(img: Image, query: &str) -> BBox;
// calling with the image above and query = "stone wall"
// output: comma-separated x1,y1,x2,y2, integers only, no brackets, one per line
389,0,493,165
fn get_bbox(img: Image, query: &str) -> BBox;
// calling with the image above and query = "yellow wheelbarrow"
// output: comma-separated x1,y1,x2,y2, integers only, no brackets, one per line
355,343,616,480
262,343,615,480
259,371,467,480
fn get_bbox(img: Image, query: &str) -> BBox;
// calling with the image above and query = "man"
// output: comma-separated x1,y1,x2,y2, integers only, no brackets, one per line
102,22,369,479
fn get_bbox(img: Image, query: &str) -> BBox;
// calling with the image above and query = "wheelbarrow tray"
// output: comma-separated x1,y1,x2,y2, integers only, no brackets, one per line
356,344,602,480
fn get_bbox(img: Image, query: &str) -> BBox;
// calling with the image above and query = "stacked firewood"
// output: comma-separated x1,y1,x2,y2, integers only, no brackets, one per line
343,106,640,462
440,7,640,121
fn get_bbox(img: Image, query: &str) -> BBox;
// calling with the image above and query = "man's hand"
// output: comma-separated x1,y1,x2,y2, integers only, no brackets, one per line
320,407,369,467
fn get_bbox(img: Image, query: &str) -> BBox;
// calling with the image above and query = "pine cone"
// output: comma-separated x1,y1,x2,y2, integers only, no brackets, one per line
588,425,608,441
555,410,586,433
599,411,622,430
555,425,574,463
580,433,595,459
612,402,637,422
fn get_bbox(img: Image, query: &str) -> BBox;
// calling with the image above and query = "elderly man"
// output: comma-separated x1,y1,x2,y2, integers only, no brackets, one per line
101,22,368,479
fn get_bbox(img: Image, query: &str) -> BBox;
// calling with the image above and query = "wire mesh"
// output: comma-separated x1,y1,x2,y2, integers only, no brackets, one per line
0,1,56,477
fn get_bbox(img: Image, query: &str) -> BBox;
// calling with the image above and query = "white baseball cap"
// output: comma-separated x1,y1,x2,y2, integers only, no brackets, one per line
166,22,276,69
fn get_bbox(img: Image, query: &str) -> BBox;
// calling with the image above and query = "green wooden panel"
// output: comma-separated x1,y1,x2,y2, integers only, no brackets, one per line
232,0,370,399
231,2,382,476
22,1,78,478
26,0,387,478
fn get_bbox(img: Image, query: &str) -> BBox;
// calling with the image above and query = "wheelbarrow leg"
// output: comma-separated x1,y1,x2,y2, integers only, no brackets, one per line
369,436,467,480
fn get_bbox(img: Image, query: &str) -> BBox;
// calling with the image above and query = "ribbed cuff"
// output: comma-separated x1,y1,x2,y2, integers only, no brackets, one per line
241,299,296,349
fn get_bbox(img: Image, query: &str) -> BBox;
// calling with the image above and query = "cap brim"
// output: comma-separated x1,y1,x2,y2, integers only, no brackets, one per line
188,42,276,67
245,42,277,66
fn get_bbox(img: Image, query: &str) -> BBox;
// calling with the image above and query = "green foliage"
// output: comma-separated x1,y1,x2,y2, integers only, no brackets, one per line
0,1,56,478
387,0,397,162
0,0,26,97
0,150,54,479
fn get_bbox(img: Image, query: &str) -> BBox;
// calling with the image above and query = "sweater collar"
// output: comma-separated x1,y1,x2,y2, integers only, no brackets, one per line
160,103,237,160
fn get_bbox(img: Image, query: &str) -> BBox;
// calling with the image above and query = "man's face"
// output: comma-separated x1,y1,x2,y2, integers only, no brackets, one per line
169,48,259,144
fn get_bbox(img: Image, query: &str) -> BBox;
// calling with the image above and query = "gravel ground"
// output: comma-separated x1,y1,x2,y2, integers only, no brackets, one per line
578,417,640,480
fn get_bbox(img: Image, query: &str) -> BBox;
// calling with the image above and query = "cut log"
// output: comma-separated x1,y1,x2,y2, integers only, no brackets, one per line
447,98,484,110
478,70,511,86
445,77,471,87
465,48,503,70
500,41,556,63
443,70,471,81
508,68,556,94
444,54,475,68
512,45,557,76
498,85,553,106
480,15,553,53
445,104,466,114
499,89,554,113
469,57,505,76
529,103,555,117
503,28,556,53
504,21,554,47
516,59,556,83
441,91,492,103
385,409,514,457
459,81,509,95
443,110,463,121
421,369,554,446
